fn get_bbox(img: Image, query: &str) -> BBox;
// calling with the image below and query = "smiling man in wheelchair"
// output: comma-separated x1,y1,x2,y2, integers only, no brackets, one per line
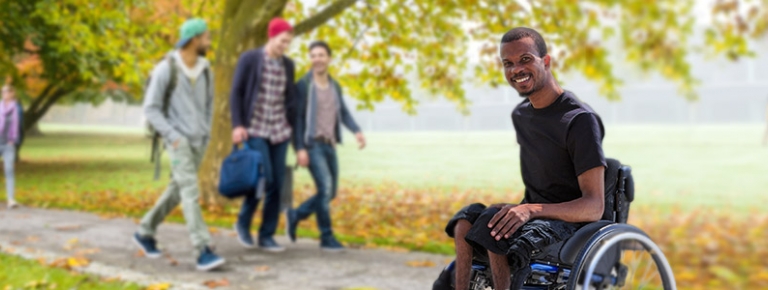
433,27,675,290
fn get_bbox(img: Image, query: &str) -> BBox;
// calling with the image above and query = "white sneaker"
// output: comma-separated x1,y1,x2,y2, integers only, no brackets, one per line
7,200,18,209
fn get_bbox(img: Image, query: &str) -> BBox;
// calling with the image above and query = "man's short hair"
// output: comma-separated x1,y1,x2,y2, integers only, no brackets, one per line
309,41,332,57
500,27,548,57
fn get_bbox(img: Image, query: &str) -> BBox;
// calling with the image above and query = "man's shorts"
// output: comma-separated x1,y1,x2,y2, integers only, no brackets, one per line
445,203,584,270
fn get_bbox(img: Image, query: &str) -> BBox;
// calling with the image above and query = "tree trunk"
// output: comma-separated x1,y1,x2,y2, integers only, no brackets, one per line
198,0,287,208
198,0,358,208
25,123,43,136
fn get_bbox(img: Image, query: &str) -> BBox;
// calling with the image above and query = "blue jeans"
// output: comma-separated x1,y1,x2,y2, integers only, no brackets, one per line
1,144,14,202
237,138,288,240
296,143,338,239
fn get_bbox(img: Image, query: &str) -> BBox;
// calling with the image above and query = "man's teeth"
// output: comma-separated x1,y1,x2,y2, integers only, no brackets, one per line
515,76,530,83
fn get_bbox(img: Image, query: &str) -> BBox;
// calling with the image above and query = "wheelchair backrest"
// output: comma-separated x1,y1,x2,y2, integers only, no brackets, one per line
603,158,634,223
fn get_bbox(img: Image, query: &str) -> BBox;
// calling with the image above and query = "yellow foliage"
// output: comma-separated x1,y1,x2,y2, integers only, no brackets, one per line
145,283,171,290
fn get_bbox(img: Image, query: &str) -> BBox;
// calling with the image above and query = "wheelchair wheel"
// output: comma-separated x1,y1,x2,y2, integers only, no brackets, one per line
566,224,676,290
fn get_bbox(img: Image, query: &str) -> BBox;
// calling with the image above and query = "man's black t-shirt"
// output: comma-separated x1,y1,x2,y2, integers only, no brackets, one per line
512,91,606,204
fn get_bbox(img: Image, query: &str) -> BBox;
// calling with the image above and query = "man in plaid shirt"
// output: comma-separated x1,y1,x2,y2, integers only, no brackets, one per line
229,18,298,252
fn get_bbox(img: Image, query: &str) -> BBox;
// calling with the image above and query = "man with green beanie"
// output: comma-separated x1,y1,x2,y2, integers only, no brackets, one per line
133,18,225,271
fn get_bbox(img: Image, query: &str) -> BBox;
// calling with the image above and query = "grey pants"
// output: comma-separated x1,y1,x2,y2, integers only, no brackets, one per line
0,144,15,202
138,138,211,257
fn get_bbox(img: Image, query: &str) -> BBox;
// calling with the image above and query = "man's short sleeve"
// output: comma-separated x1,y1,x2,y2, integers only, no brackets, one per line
566,113,606,176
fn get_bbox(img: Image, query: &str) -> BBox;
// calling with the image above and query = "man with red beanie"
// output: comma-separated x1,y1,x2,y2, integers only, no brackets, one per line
229,17,297,252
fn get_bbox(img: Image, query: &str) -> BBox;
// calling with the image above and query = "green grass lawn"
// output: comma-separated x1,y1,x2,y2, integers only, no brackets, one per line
13,123,768,213
0,253,141,290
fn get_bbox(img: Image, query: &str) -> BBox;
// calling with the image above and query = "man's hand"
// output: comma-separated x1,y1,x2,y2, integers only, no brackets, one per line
355,132,366,150
297,149,309,167
232,126,248,144
488,204,532,241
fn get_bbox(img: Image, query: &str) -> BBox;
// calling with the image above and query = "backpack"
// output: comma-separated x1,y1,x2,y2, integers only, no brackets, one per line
146,54,210,180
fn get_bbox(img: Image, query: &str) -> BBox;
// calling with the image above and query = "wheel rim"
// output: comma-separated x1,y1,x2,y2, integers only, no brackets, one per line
581,232,676,290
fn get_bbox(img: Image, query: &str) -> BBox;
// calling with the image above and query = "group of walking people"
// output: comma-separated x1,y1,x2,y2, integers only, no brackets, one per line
133,17,365,271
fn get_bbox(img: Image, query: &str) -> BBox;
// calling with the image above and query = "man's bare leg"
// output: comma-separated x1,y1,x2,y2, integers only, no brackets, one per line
489,251,511,290
454,219,473,290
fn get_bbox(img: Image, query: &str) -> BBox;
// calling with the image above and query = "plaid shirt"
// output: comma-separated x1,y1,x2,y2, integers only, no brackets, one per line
249,56,292,144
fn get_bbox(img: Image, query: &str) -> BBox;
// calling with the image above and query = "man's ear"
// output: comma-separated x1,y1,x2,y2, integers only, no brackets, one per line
543,55,551,69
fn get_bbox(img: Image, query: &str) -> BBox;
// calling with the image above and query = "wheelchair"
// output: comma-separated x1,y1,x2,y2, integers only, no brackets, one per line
434,159,676,290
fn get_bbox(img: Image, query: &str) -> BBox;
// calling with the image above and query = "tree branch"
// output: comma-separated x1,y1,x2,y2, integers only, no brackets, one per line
25,83,56,114
293,0,359,36
24,88,68,131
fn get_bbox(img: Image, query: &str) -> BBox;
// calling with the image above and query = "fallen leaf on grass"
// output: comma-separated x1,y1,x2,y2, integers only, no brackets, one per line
406,260,436,268
202,278,230,288
102,277,121,282
49,258,69,269
254,265,270,272
145,283,171,290
67,256,89,268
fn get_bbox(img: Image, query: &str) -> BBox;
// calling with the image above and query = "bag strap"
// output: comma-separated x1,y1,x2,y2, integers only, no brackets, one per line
162,55,178,117
150,55,178,180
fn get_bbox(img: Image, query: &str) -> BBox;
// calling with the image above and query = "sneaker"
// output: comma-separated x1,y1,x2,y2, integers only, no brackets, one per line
286,209,298,243
320,236,345,253
196,246,225,271
233,222,255,248
132,232,161,258
7,200,18,209
258,237,285,252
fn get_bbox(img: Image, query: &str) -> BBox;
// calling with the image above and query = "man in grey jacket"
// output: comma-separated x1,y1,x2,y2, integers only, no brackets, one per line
286,41,366,252
132,18,225,271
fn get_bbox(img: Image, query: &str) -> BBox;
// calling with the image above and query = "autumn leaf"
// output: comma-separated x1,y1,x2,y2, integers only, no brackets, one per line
63,238,79,251
54,224,82,231
254,265,270,272
66,256,90,268
164,254,178,266
145,283,171,290
202,279,230,288
406,260,436,268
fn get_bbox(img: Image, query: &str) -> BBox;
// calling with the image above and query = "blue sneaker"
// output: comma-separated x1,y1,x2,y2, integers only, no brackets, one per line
132,232,161,258
320,236,345,253
286,209,298,243
258,237,285,252
196,246,225,271
233,222,255,248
